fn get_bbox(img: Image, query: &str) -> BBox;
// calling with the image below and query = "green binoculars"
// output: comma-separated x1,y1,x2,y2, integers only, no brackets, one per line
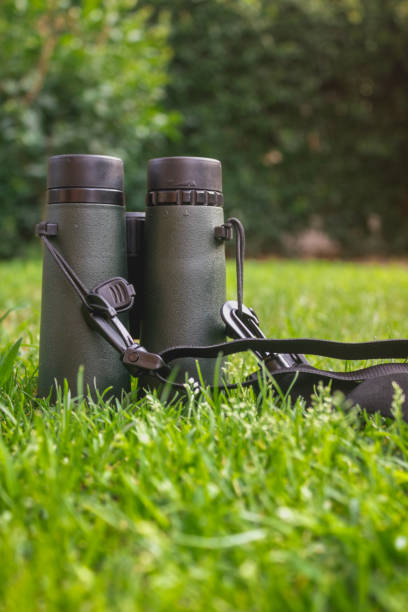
36,154,408,421
37,154,228,398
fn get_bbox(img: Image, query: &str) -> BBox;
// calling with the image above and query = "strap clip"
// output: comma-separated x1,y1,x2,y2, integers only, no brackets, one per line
123,346,167,374
221,300,307,369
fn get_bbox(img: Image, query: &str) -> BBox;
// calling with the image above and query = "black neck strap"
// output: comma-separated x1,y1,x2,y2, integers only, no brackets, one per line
36,220,408,420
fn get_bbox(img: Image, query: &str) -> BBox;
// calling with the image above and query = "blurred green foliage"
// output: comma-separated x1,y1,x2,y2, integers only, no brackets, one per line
0,0,178,258
144,0,408,255
1,0,408,257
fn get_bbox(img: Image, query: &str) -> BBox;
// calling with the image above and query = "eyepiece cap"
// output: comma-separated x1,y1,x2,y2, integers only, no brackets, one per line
47,154,124,191
147,157,222,192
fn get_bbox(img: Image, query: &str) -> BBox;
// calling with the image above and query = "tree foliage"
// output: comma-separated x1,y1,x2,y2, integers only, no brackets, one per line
0,0,178,258
1,0,408,256
144,0,408,255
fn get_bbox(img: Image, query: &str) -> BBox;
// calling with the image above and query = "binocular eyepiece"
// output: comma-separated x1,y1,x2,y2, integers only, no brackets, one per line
146,155,222,195
38,154,227,398
47,153,125,197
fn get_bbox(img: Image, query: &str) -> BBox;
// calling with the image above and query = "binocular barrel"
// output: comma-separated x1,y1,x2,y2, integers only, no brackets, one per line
38,154,130,398
140,157,226,383
38,154,226,398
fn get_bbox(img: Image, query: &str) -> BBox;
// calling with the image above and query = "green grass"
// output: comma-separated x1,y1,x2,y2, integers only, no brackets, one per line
1,257,408,611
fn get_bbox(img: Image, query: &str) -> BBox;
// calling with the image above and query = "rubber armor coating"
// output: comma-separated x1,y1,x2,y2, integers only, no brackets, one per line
38,203,130,398
141,205,226,382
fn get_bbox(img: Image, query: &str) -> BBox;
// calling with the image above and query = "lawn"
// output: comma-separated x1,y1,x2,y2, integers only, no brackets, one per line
1,257,408,611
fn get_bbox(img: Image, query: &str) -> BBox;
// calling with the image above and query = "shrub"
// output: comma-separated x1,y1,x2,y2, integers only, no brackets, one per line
0,0,179,258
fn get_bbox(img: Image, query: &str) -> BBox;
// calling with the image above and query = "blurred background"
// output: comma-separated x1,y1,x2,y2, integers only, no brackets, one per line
1,0,407,259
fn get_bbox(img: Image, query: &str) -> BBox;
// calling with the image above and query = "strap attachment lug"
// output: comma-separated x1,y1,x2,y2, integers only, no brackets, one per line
215,224,233,241
35,222,58,237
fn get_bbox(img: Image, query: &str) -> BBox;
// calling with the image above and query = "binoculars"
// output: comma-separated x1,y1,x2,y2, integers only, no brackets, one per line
37,154,228,398
36,154,408,422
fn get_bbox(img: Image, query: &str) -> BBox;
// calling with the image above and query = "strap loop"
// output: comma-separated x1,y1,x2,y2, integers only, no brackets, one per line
35,222,58,237
225,217,246,314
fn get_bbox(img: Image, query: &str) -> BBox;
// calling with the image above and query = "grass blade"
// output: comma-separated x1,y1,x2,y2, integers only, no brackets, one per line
0,403,17,426
0,309,13,325
0,338,22,386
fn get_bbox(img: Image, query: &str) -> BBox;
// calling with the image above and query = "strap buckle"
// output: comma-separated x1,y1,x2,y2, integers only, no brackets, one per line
83,292,135,353
83,294,167,376
90,277,136,313
221,300,307,370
